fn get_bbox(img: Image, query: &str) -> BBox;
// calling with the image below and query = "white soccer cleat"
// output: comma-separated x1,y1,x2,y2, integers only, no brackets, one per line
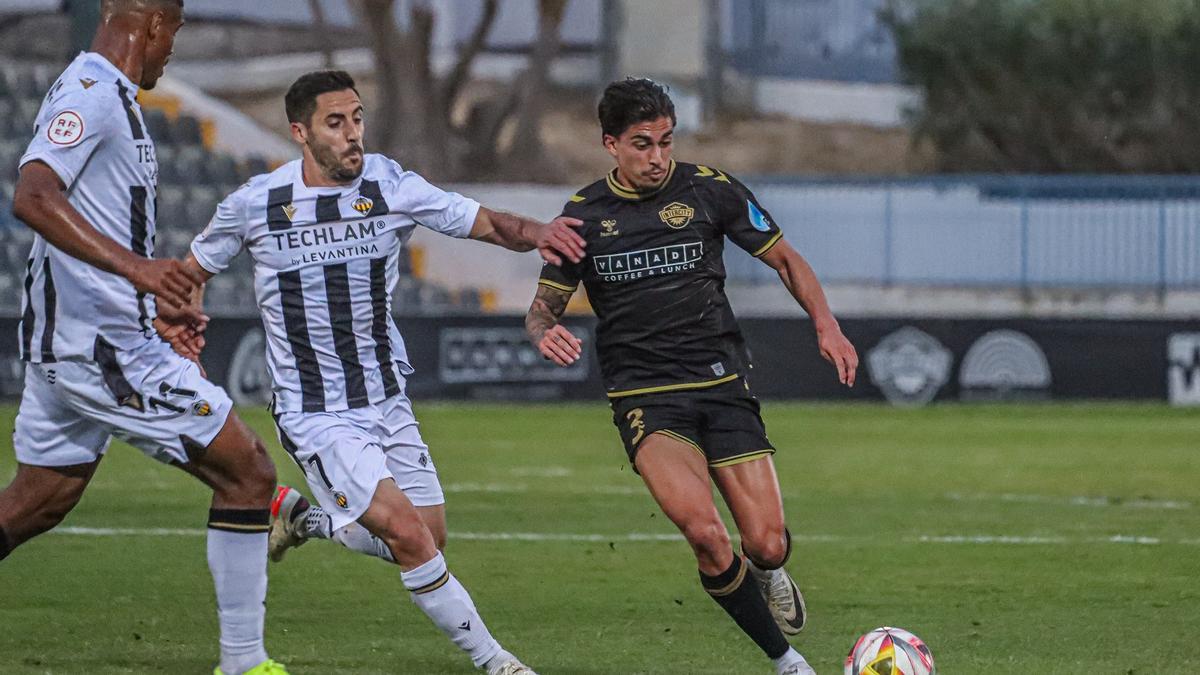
486,657,537,675
749,562,807,635
777,658,817,675
268,485,310,563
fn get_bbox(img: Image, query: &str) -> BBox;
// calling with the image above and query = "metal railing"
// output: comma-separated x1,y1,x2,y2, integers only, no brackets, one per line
727,175,1200,290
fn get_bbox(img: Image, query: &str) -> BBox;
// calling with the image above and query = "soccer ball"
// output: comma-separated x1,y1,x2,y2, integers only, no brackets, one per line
844,626,935,675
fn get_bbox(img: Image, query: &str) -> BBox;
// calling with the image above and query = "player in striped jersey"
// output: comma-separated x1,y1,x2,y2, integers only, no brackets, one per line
166,70,585,675
0,3,288,675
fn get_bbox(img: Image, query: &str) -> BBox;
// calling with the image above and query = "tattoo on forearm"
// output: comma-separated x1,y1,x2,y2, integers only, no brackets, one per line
525,284,572,342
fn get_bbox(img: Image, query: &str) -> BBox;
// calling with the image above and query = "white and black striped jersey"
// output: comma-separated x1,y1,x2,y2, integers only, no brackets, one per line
190,154,479,413
17,52,159,362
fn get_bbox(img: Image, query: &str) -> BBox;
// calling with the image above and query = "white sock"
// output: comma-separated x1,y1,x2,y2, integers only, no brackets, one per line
207,522,269,675
332,522,396,562
401,552,502,668
773,647,813,674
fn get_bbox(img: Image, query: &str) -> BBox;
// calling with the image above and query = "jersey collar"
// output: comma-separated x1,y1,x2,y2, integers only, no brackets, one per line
605,159,676,201
79,51,140,95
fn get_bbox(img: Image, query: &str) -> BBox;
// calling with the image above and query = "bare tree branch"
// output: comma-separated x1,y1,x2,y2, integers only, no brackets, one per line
442,0,499,123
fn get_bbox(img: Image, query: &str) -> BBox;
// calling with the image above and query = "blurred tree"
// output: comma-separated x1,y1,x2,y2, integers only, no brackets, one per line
351,0,568,181
884,0,1200,173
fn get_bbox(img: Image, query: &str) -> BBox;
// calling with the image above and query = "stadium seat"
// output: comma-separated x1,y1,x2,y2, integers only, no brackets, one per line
174,145,206,183
156,185,188,230
14,70,40,99
174,115,203,146
143,108,172,145
240,156,270,181
0,140,23,182
205,153,239,185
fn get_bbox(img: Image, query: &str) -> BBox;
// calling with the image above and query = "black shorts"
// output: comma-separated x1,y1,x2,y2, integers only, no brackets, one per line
609,376,774,470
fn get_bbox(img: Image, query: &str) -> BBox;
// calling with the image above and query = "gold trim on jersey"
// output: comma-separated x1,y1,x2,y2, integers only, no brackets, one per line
651,429,705,457
752,231,784,258
605,160,677,201
606,373,739,399
537,279,578,293
708,449,775,469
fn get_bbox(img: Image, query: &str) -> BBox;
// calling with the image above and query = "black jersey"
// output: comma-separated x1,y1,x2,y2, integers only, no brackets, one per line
539,160,784,398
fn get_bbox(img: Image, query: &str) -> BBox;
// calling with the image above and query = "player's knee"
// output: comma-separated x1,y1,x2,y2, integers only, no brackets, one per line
742,523,789,568
242,438,277,502
20,493,81,540
682,518,731,559
375,515,433,558
221,437,276,505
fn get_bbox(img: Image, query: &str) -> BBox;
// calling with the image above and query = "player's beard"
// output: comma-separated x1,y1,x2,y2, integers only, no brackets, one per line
310,138,364,182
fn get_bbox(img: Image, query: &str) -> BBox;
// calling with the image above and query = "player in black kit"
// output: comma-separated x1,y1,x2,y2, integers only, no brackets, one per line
525,79,858,675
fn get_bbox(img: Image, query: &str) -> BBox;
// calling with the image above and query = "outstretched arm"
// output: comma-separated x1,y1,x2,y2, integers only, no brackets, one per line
525,283,582,367
759,239,858,386
13,161,204,311
469,206,586,266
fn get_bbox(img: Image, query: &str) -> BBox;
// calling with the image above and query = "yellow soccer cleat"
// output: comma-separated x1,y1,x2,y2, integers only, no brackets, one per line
213,658,290,675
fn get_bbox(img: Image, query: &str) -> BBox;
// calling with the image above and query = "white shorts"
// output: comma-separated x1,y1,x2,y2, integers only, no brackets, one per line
14,338,233,467
272,390,443,530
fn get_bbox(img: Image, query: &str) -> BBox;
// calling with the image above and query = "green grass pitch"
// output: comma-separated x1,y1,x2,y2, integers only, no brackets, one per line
1,402,1197,674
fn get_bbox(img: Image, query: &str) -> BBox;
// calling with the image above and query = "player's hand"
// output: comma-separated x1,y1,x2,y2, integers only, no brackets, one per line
536,324,583,367
154,316,208,375
126,258,206,316
818,327,858,387
536,216,586,266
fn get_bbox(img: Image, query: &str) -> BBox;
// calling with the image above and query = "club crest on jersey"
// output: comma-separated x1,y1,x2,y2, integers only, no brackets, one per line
281,203,298,222
333,491,349,509
191,400,213,417
659,202,694,229
600,219,620,237
352,196,374,214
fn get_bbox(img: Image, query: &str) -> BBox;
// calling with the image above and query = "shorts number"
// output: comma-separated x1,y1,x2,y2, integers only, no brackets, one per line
626,408,646,446
147,383,197,413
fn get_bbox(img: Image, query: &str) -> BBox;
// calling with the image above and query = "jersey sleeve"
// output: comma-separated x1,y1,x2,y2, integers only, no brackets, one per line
190,189,249,274
19,89,113,189
716,172,784,258
538,259,582,293
537,198,586,292
386,160,480,238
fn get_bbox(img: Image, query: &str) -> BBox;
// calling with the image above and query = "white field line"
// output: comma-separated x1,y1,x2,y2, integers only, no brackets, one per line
442,482,642,495
944,492,1192,510
50,527,1200,546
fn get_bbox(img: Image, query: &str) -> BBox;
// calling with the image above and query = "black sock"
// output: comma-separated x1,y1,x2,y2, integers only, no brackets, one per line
699,554,790,659
0,525,10,561
207,508,271,534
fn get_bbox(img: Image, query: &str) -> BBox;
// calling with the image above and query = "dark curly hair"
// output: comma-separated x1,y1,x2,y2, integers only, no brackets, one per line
598,78,676,138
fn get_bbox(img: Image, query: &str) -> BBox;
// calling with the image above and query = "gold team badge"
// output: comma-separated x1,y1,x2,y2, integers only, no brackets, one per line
334,491,349,509
658,201,694,229
600,219,619,237
281,203,298,222
353,196,374,214
191,400,213,417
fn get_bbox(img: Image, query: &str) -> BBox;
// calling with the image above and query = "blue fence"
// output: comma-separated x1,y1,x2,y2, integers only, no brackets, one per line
727,175,1200,290
728,0,898,84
